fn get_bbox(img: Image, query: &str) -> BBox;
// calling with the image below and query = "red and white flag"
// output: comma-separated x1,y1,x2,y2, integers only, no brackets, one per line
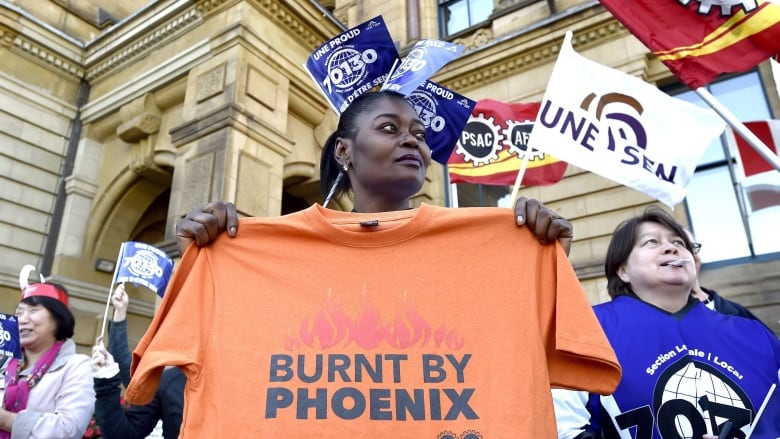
599,0,780,89
447,100,567,186
734,120,780,177
734,120,780,211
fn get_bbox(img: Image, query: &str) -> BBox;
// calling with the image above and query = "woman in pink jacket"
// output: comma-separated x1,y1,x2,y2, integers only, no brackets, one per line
0,283,95,438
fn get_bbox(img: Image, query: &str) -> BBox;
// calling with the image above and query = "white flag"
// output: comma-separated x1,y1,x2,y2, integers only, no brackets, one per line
527,31,726,207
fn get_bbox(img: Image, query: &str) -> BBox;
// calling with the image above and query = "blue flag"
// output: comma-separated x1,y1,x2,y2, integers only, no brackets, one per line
0,313,20,360
408,81,476,164
112,241,174,298
381,39,464,97
304,16,399,115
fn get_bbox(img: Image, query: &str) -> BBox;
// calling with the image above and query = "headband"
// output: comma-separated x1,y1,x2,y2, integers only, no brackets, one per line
21,283,69,307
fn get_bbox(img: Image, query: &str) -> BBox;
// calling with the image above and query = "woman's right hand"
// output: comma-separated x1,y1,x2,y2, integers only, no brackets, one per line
176,201,239,254
111,283,129,322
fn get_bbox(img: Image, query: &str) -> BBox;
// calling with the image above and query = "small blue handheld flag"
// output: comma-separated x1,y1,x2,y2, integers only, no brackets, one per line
408,81,476,164
0,313,21,360
112,241,174,298
381,39,464,97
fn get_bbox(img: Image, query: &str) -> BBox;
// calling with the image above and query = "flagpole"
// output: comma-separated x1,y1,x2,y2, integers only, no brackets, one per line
509,154,531,206
449,183,459,208
745,383,776,439
99,242,125,342
695,87,780,172
443,164,457,208
721,130,756,256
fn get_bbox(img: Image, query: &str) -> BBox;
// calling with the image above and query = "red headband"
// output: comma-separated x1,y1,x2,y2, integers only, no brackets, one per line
21,283,69,307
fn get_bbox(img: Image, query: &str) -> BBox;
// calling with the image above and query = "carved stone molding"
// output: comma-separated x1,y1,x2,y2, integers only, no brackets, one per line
195,0,235,17
252,0,325,50
453,27,493,51
86,8,200,80
117,93,162,142
197,0,325,50
0,23,18,49
9,35,84,77
195,63,226,103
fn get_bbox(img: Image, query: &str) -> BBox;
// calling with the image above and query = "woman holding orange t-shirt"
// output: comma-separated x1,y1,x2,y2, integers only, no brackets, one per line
175,91,574,254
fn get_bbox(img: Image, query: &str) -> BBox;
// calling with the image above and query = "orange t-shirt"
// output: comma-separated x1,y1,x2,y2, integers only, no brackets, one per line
127,204,619,438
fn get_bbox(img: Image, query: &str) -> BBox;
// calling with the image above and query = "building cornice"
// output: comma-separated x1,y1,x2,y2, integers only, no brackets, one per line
437,9,626,93
0,0,85,77
0,0,341,84
249,0,340,51
10,34,85,77
85,0,200,80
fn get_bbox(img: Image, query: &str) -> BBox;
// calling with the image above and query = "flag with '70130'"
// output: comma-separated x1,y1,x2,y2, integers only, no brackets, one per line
526,31,725,207
112,241,174,297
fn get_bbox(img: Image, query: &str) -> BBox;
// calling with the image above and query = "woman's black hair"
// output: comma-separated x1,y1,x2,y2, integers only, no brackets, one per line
604,206,694,299
20,283,75,340
319,90,412,201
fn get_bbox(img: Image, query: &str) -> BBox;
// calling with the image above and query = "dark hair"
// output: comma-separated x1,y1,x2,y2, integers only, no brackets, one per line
20,283,75,340
605,207,694,299
319,90,413,201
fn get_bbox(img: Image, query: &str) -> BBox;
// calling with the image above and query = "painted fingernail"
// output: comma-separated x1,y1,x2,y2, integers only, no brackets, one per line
516,215,524,224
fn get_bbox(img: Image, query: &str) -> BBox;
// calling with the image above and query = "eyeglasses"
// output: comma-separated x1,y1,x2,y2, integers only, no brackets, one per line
691,242,702,254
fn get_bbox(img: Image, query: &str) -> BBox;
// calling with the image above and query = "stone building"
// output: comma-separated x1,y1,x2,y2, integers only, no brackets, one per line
1,0,778,353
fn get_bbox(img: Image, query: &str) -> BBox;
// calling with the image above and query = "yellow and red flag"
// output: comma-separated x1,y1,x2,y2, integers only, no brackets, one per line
599,0,780,89
447,99,567,186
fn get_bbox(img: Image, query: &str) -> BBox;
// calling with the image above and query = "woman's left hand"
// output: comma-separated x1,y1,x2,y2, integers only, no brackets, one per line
91,337,119,377
514,197,574,255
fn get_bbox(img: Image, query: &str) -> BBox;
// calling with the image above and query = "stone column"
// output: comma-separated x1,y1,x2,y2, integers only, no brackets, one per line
168,38,294,237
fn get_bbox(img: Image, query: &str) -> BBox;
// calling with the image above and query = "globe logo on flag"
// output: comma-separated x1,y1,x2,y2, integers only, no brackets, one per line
408,91,441,131
327,47,371,90
122,249,166,278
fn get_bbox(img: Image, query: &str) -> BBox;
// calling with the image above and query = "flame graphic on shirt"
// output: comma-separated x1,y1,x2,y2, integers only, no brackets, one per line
284,291,464,351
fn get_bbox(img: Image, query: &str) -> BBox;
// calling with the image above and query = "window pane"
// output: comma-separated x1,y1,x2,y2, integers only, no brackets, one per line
440,0,494,36
455,183,510,207
469,0,493,24
685,167,751,262
710,72,771,122
441,0,469,36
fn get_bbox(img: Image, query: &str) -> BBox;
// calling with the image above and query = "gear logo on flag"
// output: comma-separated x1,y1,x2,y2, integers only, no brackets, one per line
502,120,546,161
678,0,758,16
454,113,503,166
